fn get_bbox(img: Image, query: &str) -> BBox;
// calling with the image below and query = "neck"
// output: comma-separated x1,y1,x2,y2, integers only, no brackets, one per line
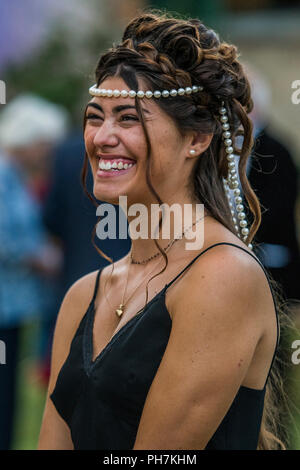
126,196,208,264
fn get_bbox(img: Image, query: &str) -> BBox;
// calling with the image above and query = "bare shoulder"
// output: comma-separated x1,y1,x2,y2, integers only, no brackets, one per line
55,270,100,341
193,242,267,295
169,242,273,341
132,246,277,449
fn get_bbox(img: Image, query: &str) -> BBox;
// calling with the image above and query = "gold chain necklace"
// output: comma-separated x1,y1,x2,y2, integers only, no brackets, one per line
130,213,207,264
115,256,164,317
111,213,207,317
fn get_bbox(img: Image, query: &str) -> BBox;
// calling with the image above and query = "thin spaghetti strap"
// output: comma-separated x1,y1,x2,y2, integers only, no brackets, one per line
164,242,246,290
82,268,103,373
165,242,280,388
90,268,102,306
166,242,279,321
166,242,269,292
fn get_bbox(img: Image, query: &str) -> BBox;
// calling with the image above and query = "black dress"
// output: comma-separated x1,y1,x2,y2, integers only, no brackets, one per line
50,242,279,450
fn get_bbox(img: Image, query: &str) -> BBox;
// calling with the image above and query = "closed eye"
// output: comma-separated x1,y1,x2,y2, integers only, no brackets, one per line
120,115,139,122
86,114,101,120
85,114,139,122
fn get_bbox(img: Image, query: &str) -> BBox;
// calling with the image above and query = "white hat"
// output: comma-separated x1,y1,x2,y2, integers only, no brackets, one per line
0,93,69,149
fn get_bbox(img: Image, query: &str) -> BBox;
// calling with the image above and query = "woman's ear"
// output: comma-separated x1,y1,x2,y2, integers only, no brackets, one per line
187,131,213,158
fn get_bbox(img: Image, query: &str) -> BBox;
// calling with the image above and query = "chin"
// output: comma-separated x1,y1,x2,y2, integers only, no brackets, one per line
93,187,121,206
93,162,140,202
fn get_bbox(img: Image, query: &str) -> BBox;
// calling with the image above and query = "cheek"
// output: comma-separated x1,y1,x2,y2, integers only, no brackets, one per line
84,127,96,154
125,127,147,152
148,126,180,171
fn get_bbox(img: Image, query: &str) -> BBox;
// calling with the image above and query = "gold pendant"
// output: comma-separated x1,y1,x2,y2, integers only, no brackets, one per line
115,304,124,317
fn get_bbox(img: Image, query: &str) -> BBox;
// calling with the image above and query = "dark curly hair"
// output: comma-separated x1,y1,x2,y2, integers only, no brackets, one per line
81,10,295,450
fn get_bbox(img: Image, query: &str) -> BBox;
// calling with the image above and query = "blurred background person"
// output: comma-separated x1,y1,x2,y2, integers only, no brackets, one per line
240,64,300,442
245,65,300,314
0,93,68,449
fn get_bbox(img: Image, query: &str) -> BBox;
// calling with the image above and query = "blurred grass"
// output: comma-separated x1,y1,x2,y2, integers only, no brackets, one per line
11,319,300,450
12,322,47,450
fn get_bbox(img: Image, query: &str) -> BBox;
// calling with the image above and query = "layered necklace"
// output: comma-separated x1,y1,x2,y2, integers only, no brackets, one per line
111,213,207,318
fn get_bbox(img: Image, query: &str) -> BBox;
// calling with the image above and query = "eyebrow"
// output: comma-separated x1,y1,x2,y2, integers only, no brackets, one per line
86,102,151,114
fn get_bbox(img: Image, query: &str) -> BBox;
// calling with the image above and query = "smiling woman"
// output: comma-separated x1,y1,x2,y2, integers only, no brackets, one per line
83,73,207,214
85,100,139,179
38,10,293,451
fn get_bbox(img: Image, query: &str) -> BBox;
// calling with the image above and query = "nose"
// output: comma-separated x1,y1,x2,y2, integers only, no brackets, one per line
93,119,119,149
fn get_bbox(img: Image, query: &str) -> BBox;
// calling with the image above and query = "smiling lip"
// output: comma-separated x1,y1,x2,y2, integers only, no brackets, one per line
96,153,136,178
97,154,136,163
96,163,136,178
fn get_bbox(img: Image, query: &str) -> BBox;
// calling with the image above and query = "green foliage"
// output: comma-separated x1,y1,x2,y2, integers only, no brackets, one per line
3,24,113,126
149,0,225,22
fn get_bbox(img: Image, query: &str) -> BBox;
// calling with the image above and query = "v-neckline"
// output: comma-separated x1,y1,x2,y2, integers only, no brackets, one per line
84,242,250,373
84,269,169,372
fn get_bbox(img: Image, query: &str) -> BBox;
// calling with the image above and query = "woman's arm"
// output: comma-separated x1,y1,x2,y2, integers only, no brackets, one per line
37,271,99,450
133,246,273,450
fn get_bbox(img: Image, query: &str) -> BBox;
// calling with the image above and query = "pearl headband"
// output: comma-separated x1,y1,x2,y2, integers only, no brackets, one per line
88,84,252,250
89,84,204,99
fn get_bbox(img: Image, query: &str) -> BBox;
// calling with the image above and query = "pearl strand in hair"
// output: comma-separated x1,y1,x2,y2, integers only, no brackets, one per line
219,104,252,250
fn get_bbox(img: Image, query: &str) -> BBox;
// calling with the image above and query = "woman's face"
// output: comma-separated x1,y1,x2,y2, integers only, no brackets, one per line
84,76,198,207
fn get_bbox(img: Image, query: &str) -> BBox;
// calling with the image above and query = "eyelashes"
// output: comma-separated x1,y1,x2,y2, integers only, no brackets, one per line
121,115,139,122
85,113,100,120
85,114,139,122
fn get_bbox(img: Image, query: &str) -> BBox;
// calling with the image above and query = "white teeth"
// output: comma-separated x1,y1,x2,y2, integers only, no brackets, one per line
98,159,135,171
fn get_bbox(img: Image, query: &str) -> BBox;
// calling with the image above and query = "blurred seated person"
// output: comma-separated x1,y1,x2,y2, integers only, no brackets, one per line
244,66,300,311
0,93,68,449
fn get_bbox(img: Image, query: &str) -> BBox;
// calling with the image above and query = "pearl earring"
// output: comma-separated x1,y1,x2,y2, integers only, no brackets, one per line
189,149,196,156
